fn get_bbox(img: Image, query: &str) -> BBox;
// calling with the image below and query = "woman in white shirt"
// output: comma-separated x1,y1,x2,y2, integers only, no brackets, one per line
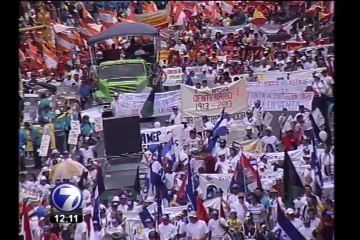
312,74,329,97
261,127,278,152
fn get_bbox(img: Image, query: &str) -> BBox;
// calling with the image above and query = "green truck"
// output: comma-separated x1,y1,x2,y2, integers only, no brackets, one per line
95,59,151,101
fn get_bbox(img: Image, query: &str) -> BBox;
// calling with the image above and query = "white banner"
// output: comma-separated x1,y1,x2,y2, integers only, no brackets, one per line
39,135,50,157
181,80,248,118
199,174,233,199
185,66,204,80
248,92,314,111
263,112,274,127
118,91,181,118
94,117,103,132
163,67,183,86
67,130,78,145
246,79,313,93
255,68,326,82
81,108,102,123
70,120,81,134
141,125,183,159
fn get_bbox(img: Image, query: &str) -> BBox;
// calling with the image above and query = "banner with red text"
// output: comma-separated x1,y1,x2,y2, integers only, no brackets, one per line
135,5,170,29
180,80,248,118
163,67,183,86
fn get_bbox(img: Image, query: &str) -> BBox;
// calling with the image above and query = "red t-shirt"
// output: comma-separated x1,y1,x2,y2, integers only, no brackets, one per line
281,135,299,151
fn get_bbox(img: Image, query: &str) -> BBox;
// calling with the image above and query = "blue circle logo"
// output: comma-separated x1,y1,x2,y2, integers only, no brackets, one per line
51,183,83,213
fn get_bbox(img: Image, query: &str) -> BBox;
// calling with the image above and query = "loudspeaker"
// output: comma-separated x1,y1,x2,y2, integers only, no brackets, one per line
102,116,142,156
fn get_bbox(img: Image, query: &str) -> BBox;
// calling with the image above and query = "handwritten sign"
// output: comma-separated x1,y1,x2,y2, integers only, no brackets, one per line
163,67,183,86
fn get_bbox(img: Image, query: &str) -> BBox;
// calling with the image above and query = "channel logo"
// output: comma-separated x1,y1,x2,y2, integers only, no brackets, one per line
51,183,83,213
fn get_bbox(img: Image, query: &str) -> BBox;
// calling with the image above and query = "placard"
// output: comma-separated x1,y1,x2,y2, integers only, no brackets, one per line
67,130,79,145
70,120,81,134
94,117,103,132
162,67,183,86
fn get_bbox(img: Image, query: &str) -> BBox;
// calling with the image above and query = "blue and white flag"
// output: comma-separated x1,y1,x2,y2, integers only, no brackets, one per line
161,137,176,168
311,142,324,197
185,158,197,212
206,108,227,152
92,186,101,225
213,40,224,52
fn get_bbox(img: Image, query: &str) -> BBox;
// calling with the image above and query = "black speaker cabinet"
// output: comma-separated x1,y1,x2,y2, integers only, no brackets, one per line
102,116,142,156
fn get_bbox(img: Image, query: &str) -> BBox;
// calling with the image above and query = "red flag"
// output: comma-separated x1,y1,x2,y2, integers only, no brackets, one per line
219,199,226,219
251,9,266,26
21,200,33,240
241,154,261,186
196,196,210,223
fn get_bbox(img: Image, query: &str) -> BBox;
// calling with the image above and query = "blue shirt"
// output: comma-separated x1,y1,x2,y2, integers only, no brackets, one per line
38,98,51,115
54,116,66,136
79,85,92,98
19,129,26,149
81,122,95,136
185,76,193,86
40,111,55,122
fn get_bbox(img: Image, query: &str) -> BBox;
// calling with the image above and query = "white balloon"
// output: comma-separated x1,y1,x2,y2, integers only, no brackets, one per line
319,131,328,141
154,122,161,128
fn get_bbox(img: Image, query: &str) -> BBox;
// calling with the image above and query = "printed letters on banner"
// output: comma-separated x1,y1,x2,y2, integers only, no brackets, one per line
70,120,81,134
140,125,183,159
134,5,170,29
162,67,183,86
181,80,248,118
246,79,313,93
117,91,181,118
185,66,204,80
67,130,78,145
94,117,103,132
255,68,326,82
248,92,314,111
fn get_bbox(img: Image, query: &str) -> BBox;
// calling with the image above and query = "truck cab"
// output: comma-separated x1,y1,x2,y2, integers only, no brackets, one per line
95,59,151,102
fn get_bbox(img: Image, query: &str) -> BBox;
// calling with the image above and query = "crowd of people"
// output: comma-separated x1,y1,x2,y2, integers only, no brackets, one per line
19,1,334,240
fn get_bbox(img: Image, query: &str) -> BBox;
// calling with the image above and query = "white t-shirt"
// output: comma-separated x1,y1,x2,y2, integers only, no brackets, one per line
205,72,217,87
290,218,304,229
63,78,77,87
278,115,294,133
186,137,201,150
140,227,155,240
174,221,187,240
247,203,265,224
169,113,181,125
261,135,278,151
257,65,271,72
186,220,209,239
79,146,95,162
213,147,230,159
214,160,230,173
252,107,264,125
227,194,238,205
208,217,227,238
71,69,83,79
320,152,334,176
204,121,215,129
111,99,121,117
230,201,249,222
298,226,314,240
303,62,317,70
309,217,321,229
174,44,187,55
295,112,313,131
74,222,89,240
242,117,256,127
312,80,328,96
158,223,177,240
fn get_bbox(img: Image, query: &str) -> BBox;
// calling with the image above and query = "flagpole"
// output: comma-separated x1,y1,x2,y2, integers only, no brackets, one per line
241,157,247,194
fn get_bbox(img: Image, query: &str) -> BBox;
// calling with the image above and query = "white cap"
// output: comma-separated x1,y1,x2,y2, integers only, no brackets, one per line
261,57,266,61
179,152,188,162
114,92,119,97
40,176,47,181
315,73,321,78
55,109,61,115
246,126,253,130
112,196,120,202
285,208,295,215
52,149,59,155
266,127,272,132
41,166,50,172
301,56,306,60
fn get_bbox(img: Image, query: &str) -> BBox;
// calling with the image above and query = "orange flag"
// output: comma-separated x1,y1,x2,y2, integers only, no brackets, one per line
251,9,266,26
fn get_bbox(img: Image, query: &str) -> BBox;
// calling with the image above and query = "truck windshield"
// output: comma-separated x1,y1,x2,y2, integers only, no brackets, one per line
99,63,145,79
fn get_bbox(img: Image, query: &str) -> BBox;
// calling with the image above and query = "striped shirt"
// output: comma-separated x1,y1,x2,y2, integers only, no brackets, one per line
247,203,265,224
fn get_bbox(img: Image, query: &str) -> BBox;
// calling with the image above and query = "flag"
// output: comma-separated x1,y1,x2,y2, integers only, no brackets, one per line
142,1,158,13
121,2,136,22
214,40,224,52
238,139,262,152
21,200,33,240
161,137,176,168
319,11,332,21
140,90,155,118
98,8,118,28
77,170,88,191
92,186,101,225
81,4,96,24
149,144,169,201
78,20,102,41
282,151,304,207
42,44,58,69
311,108,325,130
251,9,266,26
172,2,187,26
96,165,105,196
241,154,261,188
175,168,188,203
276,203,306,240
230,158,247,193
133,166,141,198
311,142,323,197
205,108,226,152
305,4,323,14
139,205,155,226
186,159,209,222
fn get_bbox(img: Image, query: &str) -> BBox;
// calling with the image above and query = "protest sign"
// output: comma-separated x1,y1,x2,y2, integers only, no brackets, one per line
255,68,326,81
134,5,170,29
141,125,183,159
118,90,181,118
23,94,39,123
199,174,233,199
39,126,51,156
238,139,262,153
246,79,313,93
70,120,81,134
94,117,103,132
181,80,248,119
185,66,204,80
162,67,183,86
81,107,102,123
67,130,78,145
263,112,274,127
248,92,314,111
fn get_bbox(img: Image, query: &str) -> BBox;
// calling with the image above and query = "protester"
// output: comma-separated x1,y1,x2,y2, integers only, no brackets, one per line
19,2,334,240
